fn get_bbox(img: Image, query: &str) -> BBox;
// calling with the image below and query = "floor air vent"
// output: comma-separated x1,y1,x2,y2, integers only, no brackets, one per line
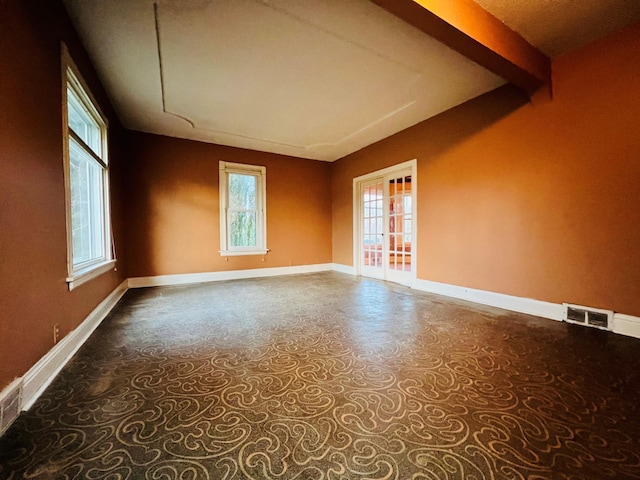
0,378,22,436
563,303,613,331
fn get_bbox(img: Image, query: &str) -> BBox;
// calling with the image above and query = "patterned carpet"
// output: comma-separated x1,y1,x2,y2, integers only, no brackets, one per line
1,272,639,479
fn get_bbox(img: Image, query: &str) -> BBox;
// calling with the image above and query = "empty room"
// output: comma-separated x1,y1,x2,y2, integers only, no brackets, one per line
1,0,640,478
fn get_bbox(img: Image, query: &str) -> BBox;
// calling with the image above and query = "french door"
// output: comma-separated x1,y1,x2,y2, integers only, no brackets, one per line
356,161,416,287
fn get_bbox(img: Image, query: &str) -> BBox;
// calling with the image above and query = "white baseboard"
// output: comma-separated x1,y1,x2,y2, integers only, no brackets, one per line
612,313,640,339
331,263,356,275
415,279,565,321
128,263,335,288
21,280,128,411
415,279,640,340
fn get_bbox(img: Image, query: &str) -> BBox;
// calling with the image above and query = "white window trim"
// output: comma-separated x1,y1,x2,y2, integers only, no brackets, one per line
62,43,115,290
219,161,268,256
67,260,117,291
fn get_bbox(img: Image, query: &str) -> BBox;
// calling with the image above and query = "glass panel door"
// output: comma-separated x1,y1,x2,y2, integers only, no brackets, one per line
386,173,413,285
358,167,414,286
361,179,384,279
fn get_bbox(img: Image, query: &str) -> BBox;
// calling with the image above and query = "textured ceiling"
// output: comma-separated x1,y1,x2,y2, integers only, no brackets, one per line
473,0,640,58
63,0,504,161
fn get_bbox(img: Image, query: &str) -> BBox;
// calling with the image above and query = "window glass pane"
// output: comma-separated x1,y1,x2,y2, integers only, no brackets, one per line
69,138,104,266
68,84,102,157
404,195,412,212
229,211,257,247
228,173,256,210
219,162,266,254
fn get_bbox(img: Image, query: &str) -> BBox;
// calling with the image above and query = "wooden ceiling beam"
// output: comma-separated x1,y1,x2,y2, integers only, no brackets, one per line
371,0,551,94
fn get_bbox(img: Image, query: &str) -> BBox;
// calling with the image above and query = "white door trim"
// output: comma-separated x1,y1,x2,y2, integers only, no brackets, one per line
353,159,417,287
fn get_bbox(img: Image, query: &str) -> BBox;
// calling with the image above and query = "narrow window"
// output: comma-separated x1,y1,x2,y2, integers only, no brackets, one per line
62,45,113,289
219,161,267,256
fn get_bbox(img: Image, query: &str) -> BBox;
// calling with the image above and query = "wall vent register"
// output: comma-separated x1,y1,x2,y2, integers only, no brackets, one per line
0,378,22,437
563,303,613,330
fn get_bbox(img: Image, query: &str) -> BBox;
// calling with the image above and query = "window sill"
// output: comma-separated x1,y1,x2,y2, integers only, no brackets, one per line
66,259,117,291
219,249,269,257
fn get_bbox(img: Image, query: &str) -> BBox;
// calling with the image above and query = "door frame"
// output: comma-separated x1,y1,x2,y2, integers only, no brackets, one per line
352,159,417,287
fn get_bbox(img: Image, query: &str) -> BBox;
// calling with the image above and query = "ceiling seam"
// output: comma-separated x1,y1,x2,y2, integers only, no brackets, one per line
150,0,424,153
152,1,317,150
251,0,422,74
153,1,196,128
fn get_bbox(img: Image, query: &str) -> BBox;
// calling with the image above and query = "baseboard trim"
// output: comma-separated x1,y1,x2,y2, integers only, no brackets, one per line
331,263,356,275
128,263,335,288
415,279,564,321
415,279,640,340
612,313,640,339
21,280,128,411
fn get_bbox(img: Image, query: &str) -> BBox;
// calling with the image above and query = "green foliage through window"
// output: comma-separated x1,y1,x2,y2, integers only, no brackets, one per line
219,161,266,254
65,58,109,272
228,173,258,248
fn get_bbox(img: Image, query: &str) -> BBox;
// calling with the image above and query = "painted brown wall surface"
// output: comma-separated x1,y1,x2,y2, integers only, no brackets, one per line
0,1,127,390
333,21,640,316
124,132,332,277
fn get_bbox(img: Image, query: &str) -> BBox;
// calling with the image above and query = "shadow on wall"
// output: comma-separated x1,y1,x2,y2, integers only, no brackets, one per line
123,132,219,278
334,85,531,180
331,84,532,267
123,131,333,278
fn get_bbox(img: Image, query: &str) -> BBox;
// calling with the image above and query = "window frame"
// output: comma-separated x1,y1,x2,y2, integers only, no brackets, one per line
219,161,268,256
62,44,115,290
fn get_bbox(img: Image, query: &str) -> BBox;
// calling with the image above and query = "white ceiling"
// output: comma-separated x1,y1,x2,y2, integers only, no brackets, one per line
474,0,640,58
63,0,640,162
63,0,505,161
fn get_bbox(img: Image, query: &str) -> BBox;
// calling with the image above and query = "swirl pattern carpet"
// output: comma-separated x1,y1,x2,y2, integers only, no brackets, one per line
1,272,639,479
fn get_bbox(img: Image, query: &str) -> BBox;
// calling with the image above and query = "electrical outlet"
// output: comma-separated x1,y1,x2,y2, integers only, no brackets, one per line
53,324,60,344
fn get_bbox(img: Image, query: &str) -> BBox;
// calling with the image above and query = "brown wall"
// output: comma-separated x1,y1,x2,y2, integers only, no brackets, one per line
124,132,332,277
0,1,127,390
333,21,640,316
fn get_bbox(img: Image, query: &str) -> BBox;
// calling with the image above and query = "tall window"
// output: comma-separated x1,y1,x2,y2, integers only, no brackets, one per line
219,161,267,256
62,45,113,289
